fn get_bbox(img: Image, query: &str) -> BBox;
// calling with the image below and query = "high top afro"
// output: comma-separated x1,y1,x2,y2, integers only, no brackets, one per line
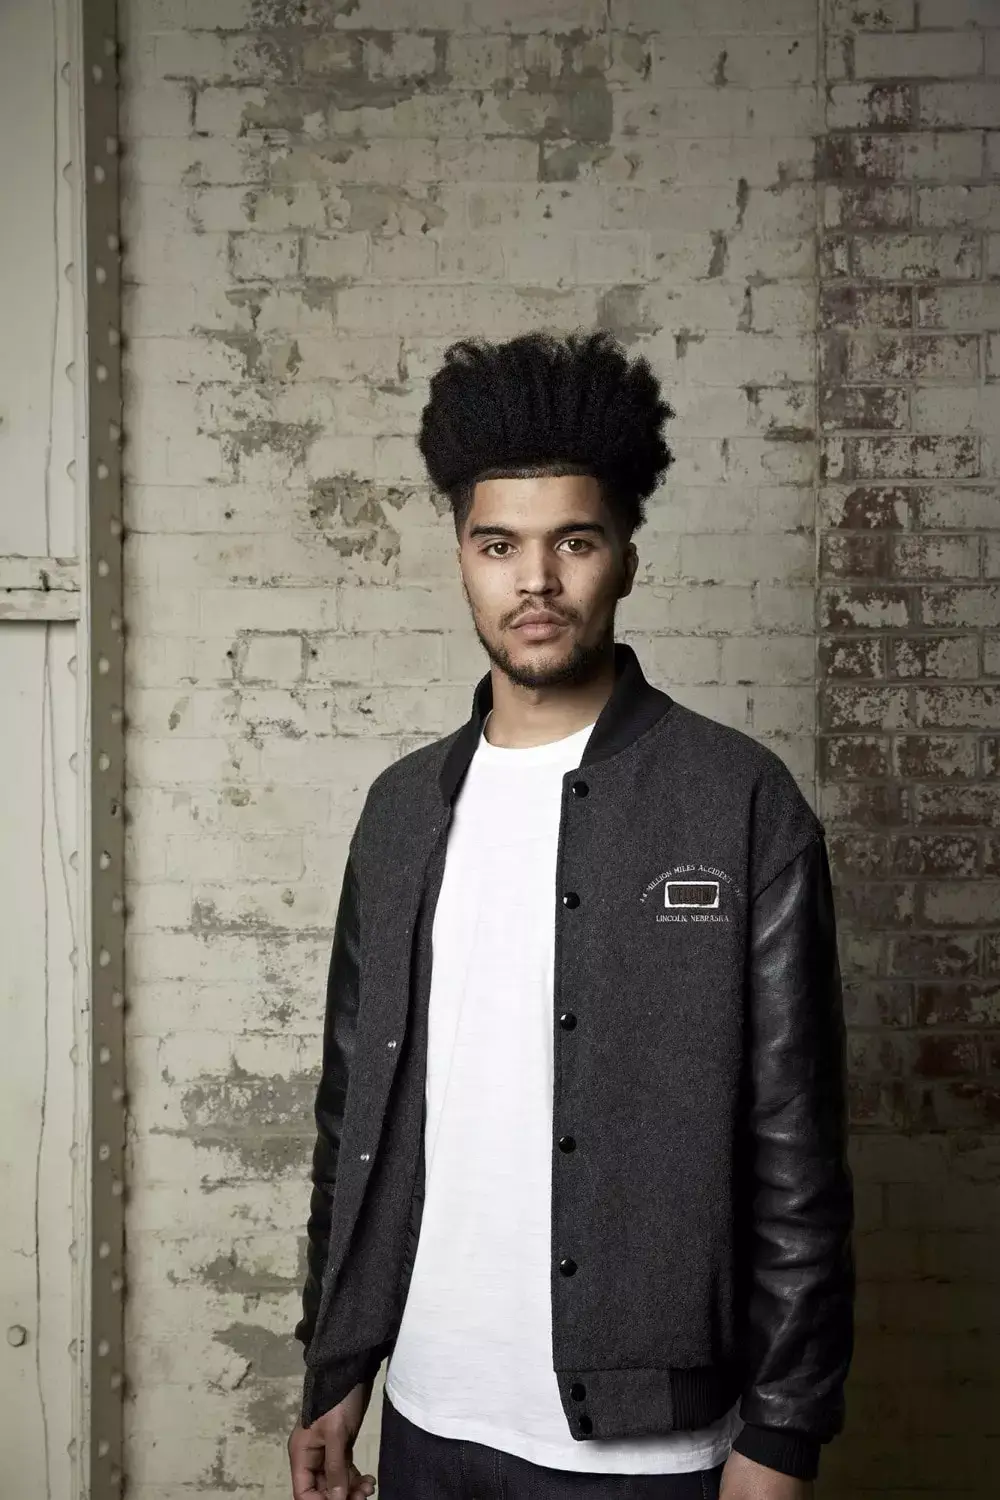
417,328,674,543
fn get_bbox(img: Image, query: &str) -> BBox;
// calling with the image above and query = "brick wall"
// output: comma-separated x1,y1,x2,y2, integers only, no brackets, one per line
117,0,999,1495
817,2,1000,1494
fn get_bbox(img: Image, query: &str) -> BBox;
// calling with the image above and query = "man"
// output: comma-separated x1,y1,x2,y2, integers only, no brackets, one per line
287,331,855,1500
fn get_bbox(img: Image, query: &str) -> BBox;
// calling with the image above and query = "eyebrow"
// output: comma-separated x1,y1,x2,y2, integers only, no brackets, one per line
467,521,608,541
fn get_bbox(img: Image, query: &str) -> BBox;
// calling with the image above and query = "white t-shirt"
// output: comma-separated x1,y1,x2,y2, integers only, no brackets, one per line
384,711,743,1473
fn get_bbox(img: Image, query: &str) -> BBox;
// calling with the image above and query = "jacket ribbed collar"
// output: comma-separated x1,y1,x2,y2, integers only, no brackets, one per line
439,641,675,808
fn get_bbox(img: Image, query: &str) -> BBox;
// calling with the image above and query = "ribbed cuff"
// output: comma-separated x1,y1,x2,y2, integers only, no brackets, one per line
730,1422,821,1480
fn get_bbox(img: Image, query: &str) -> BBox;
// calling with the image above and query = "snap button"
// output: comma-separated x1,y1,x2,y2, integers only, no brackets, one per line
559,1256,577,1276
558,1135,576,1152
571,780,589,797
559,1012,577,1030
562,891,580,908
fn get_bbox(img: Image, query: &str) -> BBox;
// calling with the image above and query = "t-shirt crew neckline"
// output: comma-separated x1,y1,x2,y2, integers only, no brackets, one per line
478,708,597,765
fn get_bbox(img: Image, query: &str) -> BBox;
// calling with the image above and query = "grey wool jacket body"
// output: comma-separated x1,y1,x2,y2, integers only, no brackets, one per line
294,642,855,1482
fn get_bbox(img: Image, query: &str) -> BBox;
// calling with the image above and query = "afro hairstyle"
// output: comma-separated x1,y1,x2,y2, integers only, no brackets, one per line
417,328,674,546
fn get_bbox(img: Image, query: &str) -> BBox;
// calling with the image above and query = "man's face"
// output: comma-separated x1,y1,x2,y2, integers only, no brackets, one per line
456,472,638,691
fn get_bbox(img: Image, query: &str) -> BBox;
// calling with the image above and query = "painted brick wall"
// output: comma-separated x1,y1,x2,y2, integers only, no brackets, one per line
816,2,1000,1494
117,0,998,1495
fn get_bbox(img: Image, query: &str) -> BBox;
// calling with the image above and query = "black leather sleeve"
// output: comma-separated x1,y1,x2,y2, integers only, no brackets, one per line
294,833,363,1353
730,833,856,1482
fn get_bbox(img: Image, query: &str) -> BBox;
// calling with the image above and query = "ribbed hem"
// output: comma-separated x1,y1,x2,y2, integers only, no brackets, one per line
670,1365,734,1428
731,1421,822,1480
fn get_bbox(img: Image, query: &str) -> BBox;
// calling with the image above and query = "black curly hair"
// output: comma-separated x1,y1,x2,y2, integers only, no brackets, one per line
417,328,674,549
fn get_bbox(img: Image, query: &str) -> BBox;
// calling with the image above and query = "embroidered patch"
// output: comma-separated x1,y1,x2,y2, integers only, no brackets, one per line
638,861,744,924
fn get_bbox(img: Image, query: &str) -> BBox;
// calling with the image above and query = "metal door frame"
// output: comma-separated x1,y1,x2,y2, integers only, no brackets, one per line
0,1,124,1494
81,2,126,1495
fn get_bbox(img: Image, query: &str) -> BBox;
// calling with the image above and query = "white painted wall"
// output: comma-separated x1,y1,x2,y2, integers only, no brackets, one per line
0,2,89,1497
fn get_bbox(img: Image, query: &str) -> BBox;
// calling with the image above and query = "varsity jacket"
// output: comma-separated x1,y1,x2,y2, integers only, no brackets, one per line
294,641,855,1482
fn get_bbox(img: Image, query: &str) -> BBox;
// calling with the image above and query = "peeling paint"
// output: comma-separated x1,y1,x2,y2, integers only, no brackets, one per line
595,285,661,347
190,897,298,937
191,1246,301,1295
674,328,706,359
199,1440,239,1493
706,230,728,279
306,475,405,561
246,1380,301,1436
348,183,444,235
152,1052,319,1177
216,419,321,475
168,696,189,732
735,176,750,230
215,1322,307,1380
539,142,612,182
493,32,613,148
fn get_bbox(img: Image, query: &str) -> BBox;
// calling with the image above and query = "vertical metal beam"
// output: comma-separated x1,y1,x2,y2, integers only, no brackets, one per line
80,2,125,1495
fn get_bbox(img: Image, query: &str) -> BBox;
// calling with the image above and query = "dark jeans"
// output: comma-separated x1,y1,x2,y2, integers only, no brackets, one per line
377,1391,726,1500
